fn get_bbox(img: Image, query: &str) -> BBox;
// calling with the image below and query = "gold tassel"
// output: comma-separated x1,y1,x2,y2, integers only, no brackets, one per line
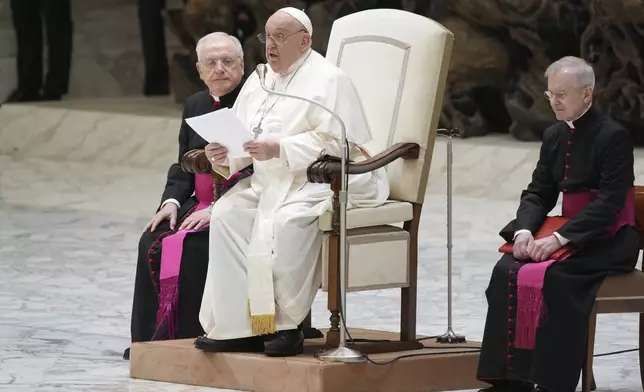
250,314,277,335
247,300,277,335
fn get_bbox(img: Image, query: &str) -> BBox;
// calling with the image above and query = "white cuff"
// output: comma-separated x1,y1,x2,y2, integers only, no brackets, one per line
161,198,180,209
513,229,532,241
553,231,569,246
279,139,290,169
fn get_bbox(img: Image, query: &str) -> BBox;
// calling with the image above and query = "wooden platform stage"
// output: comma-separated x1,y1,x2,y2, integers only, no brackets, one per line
130,329,486,392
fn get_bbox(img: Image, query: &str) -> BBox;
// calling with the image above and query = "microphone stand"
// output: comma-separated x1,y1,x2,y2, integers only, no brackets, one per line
255,65,365,363
436,128,466,344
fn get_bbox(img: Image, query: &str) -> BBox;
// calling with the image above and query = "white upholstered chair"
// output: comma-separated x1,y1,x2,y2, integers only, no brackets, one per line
305,9,455,349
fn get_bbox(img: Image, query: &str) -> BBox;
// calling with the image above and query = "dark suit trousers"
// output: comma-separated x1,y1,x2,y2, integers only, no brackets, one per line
10,0,73,95
137,0,190,95
138,0,169,95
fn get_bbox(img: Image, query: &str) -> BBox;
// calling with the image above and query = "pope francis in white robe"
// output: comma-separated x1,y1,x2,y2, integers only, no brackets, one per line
197,7,389,357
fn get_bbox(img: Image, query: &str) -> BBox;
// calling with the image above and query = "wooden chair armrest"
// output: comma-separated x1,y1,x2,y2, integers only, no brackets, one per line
307,142,420,184
181,149,212,174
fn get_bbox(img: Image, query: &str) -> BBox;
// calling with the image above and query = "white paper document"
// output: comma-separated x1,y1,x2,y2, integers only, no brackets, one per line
185,108,253,158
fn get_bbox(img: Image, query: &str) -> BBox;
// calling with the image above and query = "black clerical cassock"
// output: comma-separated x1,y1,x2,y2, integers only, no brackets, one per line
476,107,639,392
129,86,247,346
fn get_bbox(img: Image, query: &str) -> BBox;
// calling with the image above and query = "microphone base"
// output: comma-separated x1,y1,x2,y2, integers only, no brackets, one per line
436,328,466,344
316,346,366,363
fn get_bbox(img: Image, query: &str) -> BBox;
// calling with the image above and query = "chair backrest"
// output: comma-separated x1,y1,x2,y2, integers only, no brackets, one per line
325,9,454,203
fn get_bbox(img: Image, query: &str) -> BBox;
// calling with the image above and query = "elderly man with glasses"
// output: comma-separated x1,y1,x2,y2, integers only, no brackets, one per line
476,56,638,392
194,7,389,357
124,32,253,360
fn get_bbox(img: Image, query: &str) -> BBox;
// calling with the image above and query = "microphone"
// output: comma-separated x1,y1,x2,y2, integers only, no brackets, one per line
256,64,267,86
254,64,361,361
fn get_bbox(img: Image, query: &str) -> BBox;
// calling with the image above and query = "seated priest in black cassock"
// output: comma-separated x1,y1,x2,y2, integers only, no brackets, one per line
124,32,254,360
476,56,638,392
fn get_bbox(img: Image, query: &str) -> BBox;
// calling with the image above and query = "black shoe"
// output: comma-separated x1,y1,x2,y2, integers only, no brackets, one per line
194,335,264,353
264,329,304,357
123,347,130,360
302,327,324,339
532,387,551,392
513,382,535,392
5,89,41,102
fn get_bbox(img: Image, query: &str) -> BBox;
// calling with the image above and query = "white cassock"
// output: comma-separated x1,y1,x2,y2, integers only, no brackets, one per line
199,49,389,340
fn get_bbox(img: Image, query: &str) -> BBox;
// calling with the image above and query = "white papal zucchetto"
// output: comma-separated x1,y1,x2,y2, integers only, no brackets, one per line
277,7,313,37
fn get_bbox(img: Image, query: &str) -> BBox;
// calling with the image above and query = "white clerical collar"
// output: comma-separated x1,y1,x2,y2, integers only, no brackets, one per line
282,48,312,76
565,104,591,128
210,94,220,102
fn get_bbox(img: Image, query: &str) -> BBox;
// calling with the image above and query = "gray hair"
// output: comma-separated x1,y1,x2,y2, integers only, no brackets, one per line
195,32,244,61
544,56,595,88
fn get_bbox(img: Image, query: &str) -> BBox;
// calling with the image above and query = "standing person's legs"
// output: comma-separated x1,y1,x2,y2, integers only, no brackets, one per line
138,0,170,96
7,0,43,101
41,0,73,100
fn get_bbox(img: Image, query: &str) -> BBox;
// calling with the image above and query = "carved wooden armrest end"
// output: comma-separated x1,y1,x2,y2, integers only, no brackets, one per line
181,149,211,174
306,142,421,184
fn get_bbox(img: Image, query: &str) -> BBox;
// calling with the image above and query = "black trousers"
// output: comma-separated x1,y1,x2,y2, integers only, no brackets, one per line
10,0,73,96
130,198,210,343
137,0,188,95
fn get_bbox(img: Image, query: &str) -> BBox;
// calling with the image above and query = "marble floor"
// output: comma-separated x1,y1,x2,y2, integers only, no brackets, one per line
0,151,642,391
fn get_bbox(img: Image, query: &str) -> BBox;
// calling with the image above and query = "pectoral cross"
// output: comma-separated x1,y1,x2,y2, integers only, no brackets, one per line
252,125,263,139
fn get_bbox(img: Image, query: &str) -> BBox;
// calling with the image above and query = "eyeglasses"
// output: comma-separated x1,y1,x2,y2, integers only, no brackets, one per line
199,57,240,69
544,85,590,100
257,29,306,45
544,90,567,100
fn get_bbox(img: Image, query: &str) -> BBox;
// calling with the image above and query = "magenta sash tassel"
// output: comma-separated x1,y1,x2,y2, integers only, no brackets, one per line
514,259,555,349
513,187,635,350
154,173,213,339
156,230,195,339
155,275,180,338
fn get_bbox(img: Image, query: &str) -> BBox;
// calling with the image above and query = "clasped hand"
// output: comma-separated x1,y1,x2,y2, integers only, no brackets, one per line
513,233,563,262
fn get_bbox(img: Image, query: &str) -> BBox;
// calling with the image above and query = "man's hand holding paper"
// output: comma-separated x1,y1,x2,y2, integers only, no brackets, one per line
205,143,228,165
185,108,254,159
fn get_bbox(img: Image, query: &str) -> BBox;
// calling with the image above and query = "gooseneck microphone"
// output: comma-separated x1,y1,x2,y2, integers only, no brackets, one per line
256,63,268,86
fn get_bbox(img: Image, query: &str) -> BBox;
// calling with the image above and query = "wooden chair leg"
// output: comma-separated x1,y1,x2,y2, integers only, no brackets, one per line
591,374,597,391
326,234,341,347
639,312,644,390
401,205,421,341
400,242,417,341
324,180,342,347
582,309,597,392
400,279,417,340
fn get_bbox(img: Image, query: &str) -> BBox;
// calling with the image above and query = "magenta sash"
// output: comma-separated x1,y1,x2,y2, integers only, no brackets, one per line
514,188,635,349
155,173,214,339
